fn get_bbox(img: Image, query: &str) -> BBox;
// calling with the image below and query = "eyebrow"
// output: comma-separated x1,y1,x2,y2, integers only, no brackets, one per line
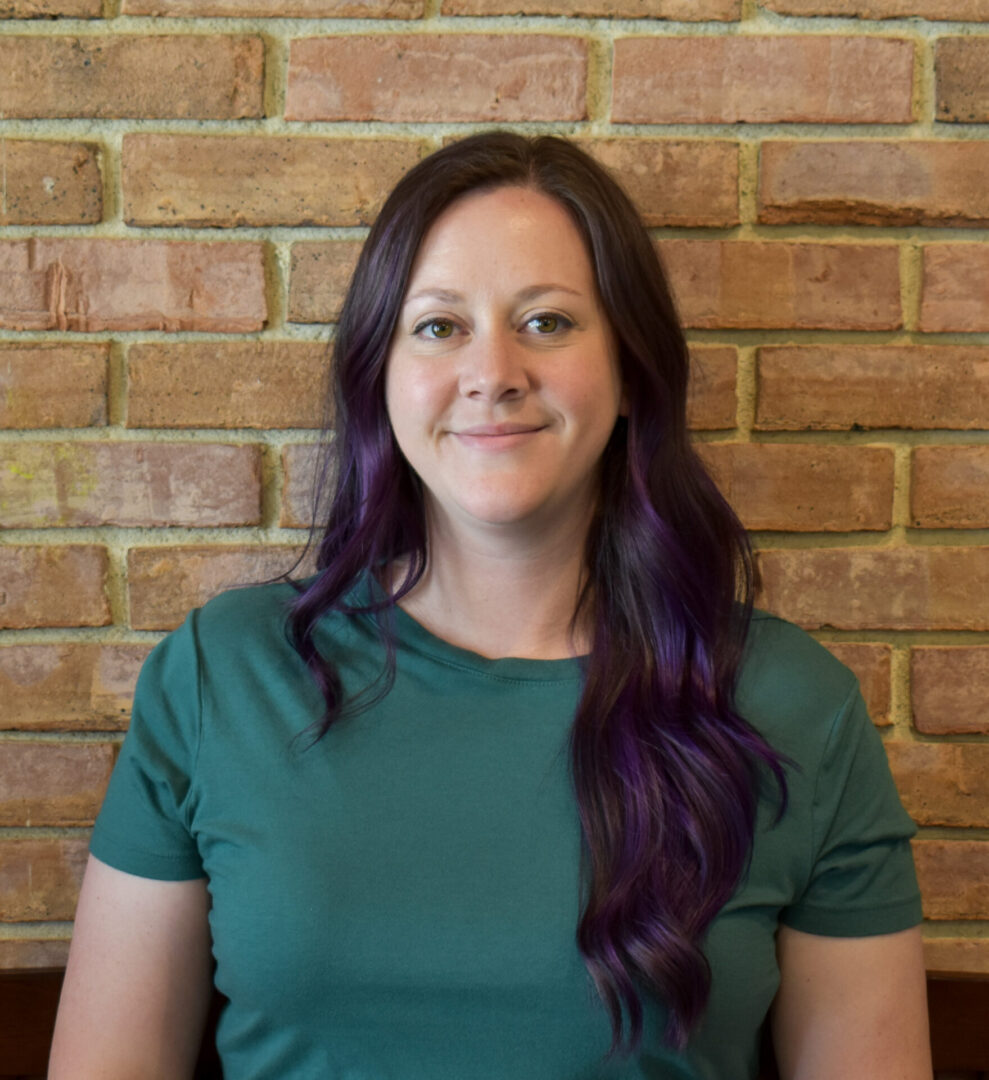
403,283,583,306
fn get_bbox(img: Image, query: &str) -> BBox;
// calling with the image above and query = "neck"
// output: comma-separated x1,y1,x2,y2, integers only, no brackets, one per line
392,505,595,661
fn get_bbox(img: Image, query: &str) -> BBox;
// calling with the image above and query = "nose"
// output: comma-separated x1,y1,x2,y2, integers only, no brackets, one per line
457,330,530,403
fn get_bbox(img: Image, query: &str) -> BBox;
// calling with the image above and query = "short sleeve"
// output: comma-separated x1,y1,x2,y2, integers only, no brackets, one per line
781,683,922,937
90,610,205,880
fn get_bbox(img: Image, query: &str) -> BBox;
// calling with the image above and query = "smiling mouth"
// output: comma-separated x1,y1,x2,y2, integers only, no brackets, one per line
453,424,547,448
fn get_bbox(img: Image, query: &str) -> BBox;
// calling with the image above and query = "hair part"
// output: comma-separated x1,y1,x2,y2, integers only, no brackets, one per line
287,131,787,1056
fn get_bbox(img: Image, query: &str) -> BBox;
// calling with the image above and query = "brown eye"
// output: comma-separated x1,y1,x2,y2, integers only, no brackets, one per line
530,315,559,334
418,319,454,339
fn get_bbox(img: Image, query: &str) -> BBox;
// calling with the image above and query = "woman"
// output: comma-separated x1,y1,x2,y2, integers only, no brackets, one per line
50,133,931,1079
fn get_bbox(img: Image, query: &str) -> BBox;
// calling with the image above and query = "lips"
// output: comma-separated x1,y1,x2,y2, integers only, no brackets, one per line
455,423,546,437
452,422,547,450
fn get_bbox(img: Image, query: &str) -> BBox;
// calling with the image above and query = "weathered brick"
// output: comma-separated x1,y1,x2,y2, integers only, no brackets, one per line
920,245,989,333
580,139,738,227
0,741,115,827
887,742,989,827
280,443,323,529
764,0,989,16
123,136,422,228
0,836,88,922
923,939,989,978
759,141,989,228
755,346,989,431
937,38,989,123
0,239,266,333
0,35,263,120
288,242,362,324
444,0,738,12
687,347,736,431
0,140,102,226
914,840,989,919
612,37,913,124
0,644,151,732
912,446,989,529
0,546,109,629
128,545,307,630
127,342,328,428
1,0,99,12
0,344,107,429
821,643,891,725
0,939,70,970
658,241,901,331
912,647,989,735
286,36,587,123
0,443,261,528
123,0,422,14
757,548,989,631
699,444,893,532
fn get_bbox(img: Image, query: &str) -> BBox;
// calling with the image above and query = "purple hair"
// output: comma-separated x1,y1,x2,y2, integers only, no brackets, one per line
288,132,787,1054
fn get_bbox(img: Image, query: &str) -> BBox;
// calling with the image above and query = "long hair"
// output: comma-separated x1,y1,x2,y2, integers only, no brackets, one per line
288,132,787,1054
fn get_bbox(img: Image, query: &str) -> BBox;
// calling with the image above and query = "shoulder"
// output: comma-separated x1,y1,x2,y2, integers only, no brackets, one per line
737,610,860,753
147,580,305,678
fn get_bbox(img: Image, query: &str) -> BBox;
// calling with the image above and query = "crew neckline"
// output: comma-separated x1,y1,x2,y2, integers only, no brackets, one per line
342,572,586,684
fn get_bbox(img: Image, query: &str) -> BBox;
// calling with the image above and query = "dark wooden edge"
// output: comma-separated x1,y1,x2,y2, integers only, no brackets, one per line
1,971,985,1077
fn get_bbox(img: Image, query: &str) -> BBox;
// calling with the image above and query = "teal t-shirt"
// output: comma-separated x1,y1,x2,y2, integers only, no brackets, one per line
90,581,921,1079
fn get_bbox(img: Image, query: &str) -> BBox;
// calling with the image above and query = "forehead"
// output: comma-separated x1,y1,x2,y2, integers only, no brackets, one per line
404,186,597,294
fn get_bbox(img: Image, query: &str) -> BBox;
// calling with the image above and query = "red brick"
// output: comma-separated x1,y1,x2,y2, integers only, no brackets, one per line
757,547,989,631
444,0,737,12
764,0,989,16
128,545,307,630
911,647,989,735
912,446,989,529
687,347,736,431
0,35,263,119
0,741,115,827
288,242,363,324
0,140,102,226
0,546,109,629
123,136,422,228
0,442,261,528
286,35,587,123
280,443,322,528
0,836,88,922
0,344,107,429
658,241,901,331
887,741,989,827
580,139,738,228
923,939,989,978
0,644,151,732
755,346,989,431
699,443,893,532
0,239,266,333
919,245,989,333
937,38,989,123
821,643,891,725
612,37,913,124
0,939,70,970
127,342,328,428
914,840,989,918
759,141,989,228
123,0,422,13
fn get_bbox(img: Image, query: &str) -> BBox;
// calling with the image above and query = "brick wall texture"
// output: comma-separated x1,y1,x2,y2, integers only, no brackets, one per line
0,1,986,987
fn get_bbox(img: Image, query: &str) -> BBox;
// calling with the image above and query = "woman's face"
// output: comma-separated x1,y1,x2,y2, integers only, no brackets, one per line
385,185,625,540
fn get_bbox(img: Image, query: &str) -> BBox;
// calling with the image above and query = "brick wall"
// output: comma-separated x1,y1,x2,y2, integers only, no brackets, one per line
0,0,986,985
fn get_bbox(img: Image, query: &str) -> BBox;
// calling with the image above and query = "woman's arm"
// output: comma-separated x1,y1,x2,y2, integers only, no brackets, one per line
49,854,213,1080
771,924,932,1080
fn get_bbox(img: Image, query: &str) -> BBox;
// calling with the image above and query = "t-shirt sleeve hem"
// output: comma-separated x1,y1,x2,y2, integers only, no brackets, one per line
89,832,205,882
780,894,923,938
